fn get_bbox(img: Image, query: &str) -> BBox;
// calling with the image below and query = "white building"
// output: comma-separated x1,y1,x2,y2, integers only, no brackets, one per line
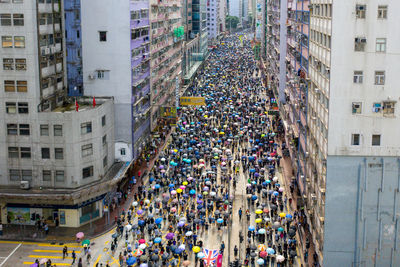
307,1,400,266
207,0,220,39
219,0,227,32
229,0,241,18
0,0,122,229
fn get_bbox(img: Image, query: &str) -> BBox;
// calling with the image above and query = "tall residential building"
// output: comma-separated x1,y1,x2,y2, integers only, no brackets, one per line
66,0,151,161
264,0,400,266
229,0,242,20
192,0,208,53
150,0,183,130
207,0,220,39
0,0,118,228
219,0,227,32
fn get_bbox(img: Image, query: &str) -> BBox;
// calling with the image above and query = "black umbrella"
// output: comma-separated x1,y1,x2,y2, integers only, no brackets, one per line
250,244,257,251
288,229,296,238
151,254,159,261
250,252,257,258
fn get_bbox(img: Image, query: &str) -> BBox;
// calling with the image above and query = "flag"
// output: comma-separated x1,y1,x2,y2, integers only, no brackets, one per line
75,99,79,112
202,248,219,266
92,96,96,107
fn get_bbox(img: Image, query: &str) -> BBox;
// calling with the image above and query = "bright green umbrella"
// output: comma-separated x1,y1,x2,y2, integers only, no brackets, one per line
82,239,90,246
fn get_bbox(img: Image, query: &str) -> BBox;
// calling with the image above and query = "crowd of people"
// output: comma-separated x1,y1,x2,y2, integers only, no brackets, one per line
92,33,305,267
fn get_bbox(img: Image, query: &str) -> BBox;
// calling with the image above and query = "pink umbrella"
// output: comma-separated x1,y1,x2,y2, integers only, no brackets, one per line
171,190,177,195
171,207,177,212
180,185,186,190
76,232,84,239
138,239,146,244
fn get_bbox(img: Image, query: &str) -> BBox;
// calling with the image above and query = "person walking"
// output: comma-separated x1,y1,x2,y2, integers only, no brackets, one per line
62,245,68,260
71,250,76,265
238,208,242,221
77,258,83,267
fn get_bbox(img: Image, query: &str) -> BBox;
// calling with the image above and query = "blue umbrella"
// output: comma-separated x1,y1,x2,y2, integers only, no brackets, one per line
155,218,163,224
266,248,275,254
251,195,258,200
286,214,293,219
138,220,145,226
155,184,161,189
126,256,137,265
273,191,279,196
248,226,255,231
154,237,162,243
169,183,175,188
266,180,271,184
149,177,155,183
217,218,224,224
189,189,196,195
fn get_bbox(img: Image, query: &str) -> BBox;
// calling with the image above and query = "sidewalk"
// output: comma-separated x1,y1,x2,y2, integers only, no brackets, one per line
277,142,316,267
1,130,173,243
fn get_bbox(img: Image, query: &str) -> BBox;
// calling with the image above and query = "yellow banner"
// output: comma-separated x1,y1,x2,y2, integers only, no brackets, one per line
180,97,206,106
160,106,177,118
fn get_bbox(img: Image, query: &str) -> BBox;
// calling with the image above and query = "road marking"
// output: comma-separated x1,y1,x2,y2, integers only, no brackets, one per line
0,243,21,267
38,244,81,248
93,255,102,267
32,250,80,253
29,255,72,260
23,262,71,266
106,252,120,266
0,241,81,248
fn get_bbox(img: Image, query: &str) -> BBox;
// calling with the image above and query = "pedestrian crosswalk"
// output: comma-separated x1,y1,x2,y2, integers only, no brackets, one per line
22,244,82,266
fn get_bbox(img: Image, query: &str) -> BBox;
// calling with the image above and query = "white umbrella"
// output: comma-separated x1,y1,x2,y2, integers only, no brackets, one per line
125,224,132,231
276,255,285,262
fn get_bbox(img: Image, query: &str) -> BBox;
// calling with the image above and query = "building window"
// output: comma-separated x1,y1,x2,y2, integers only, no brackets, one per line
102,115,106,126
8,147,19,158
0,14,11,26
6,102,16,113
40,124,49,136
355,5,366,19
120,148,126,156
81,144,93,157
377,5,388,19
13,14,24,26
15,58,26,70
54,148,64,159
374,71,385,85
18,102,28,113
54,125,63,136
55,170,65,182
82,166,94,178
351,134,360,146
354,37,366,51
99,31,107,42
352,102,362,114
4,80,15,92
20,147,31,158
102,134,107,146
21,170,32,180
7,124,17,135
353,71,363,83
97,70,110,79
41,147,50,159
3,58,13,70
19,124,29,135
42,170,51,181
14,36,25,48
372,134,381,146
376,38,386,52
17,80,27,92
9,169,20,181
382,101,395,115
81,122,92,134
103,155,108,168
2,36,12,48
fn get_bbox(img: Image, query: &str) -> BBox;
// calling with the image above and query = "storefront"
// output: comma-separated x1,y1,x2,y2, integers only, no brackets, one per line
5,194,105,228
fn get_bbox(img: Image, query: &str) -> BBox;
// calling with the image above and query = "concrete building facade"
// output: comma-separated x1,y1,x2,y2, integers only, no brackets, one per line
207,0,220,39
0,0,119,228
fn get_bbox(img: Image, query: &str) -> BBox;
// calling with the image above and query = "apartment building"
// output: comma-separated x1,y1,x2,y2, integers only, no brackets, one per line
264,0,400,265
150,0,183,129
0,0,117,228
219,0,227,32
207,0,220,39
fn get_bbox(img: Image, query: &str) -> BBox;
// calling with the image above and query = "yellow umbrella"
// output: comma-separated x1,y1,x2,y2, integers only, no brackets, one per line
255,218,262,223
214,156,219,159
173,149,178,153
192,246,201,253
279,212,286,218
204,115,208,118
255,209,263,215
219,132,225,135
182,181,188,186
176,188,183,193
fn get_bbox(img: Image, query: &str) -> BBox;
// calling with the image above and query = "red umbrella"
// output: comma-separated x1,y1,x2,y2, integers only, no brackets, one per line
260,251,268,258
138,239,146,244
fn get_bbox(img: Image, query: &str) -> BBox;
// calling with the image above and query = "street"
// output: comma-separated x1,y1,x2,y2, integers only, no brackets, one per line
0,33,302,267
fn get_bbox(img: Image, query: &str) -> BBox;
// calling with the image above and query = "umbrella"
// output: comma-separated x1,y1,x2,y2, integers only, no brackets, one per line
278,227,284,232
155,218,163,224
30,264,38,267
279,212,286,218
185,231,193,236
255,209,263,214
139,244,147,250
183,260,191,266
255,218,262,223
258,228,266,234
138,239,146,244
193,246,201,253
154,237,162,243
288,229,296,237
258,244,266,251
137,209,144,215
76,232,84,239
248,226,255,231
197,252,205,258
217,218,224,224
259,250,268,258
132,201,138,206
125,224,132,231
140,263,148,267
82,239,90,246
166,232,175,240
39,259,48,264
151,254,159,261
126,256,137,266
267,247,275,255
276,255,285,262
257,258,265,265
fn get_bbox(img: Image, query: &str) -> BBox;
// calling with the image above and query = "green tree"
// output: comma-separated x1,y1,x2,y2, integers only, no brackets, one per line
226,16,239,30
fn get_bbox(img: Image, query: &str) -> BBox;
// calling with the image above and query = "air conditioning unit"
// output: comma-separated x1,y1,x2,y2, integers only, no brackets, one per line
20,181,30,190
88,74,95,80
50,46,56,54
314,88,320,94
45,48,50,55
360,38,367,43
